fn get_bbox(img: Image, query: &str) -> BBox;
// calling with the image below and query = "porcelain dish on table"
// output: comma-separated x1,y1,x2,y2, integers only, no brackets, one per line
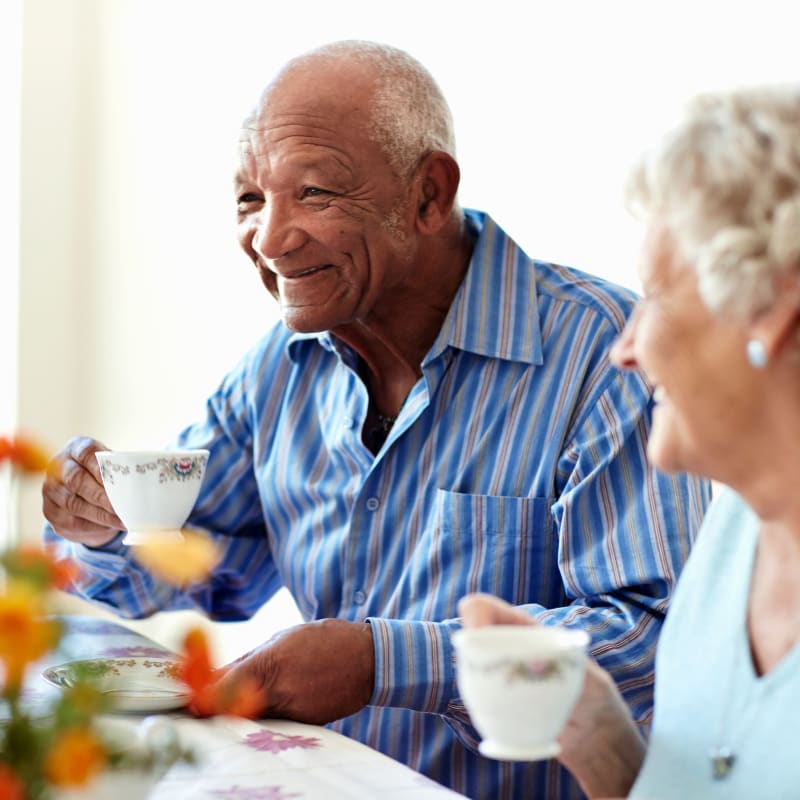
43,656,190,713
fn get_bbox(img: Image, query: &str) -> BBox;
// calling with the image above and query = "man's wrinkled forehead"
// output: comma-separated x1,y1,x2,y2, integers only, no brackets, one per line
243,55,376,126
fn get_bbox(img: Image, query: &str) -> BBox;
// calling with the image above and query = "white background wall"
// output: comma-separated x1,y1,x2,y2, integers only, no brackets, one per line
6,0,798,660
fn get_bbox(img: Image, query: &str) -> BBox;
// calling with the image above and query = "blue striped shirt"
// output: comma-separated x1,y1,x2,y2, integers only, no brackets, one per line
47,210,711,800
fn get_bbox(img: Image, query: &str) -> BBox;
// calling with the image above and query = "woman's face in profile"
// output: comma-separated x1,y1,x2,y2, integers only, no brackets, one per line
611,223,759,481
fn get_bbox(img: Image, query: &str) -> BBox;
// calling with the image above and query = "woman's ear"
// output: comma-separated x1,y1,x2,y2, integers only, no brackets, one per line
412,151,461,234
748,271,800,363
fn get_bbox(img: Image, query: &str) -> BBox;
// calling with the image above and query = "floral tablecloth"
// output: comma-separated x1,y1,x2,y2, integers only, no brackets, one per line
24,616,467,800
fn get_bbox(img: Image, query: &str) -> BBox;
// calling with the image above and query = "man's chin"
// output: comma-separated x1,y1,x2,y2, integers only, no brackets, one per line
281,316,327,334
279,305,337,334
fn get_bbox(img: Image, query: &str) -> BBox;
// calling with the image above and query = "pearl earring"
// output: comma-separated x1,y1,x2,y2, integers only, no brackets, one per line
746,339,768,369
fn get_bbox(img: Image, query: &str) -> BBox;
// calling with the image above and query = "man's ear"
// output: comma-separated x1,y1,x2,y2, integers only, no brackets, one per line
412,151,460,234
749,271,800,363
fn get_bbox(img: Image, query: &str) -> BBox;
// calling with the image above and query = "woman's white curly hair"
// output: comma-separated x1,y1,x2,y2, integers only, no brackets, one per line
626,86,800,318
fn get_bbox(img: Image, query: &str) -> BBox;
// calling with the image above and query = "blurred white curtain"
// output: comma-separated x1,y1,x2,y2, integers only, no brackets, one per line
0,0,22,545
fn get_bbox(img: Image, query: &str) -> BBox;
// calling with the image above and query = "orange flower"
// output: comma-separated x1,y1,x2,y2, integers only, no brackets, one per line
0,433,50,474
133,529,221,587
0,583,61,688
218,673,266,719
2,546,80,592
180,628,216,697
43,727,107,787
179,628,264,719
0,764,25,800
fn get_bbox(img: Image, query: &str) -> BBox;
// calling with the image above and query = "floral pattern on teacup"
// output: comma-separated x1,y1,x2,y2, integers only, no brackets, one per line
508,659,560,682
101,454,207,485
463,654,582,685
99,462,130,485
137,455,207,483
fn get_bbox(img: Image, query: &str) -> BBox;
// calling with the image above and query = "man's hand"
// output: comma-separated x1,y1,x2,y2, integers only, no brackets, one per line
42,436,124,547
209,618,375,725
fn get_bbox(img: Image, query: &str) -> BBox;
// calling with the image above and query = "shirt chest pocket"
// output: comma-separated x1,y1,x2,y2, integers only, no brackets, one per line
405,490,558,616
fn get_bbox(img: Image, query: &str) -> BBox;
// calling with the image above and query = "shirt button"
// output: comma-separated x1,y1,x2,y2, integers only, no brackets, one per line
344,415,355,429
366,497,380,511
354,590,367,605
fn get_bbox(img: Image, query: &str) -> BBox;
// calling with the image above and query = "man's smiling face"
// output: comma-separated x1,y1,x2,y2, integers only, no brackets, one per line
234,62,418,333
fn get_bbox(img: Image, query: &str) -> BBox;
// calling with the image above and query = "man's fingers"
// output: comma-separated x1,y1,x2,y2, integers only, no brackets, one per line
42,478,123,546
42,499,121,547
44,469,121,527
69,436,108,484
42,436,124,545
58,455,115,511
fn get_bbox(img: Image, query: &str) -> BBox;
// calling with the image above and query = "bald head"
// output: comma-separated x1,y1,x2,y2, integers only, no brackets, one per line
248,40,457,179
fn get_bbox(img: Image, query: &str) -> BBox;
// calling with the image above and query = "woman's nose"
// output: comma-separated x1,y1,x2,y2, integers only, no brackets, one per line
610,308,640,371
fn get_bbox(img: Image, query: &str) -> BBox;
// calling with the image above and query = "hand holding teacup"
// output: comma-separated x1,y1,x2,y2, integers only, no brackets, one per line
459,593,646,798
42,436,208,547
455,594,589,761
43,436,126,547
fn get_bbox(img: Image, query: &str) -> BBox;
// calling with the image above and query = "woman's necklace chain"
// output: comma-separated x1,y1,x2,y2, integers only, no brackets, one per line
708,630,761,781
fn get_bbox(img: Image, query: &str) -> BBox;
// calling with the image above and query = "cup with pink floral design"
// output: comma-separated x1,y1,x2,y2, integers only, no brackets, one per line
452,624,589,761
96,450,209,546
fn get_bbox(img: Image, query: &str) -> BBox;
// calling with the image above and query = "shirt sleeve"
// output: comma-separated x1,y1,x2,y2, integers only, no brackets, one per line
367,367,711,750
43,350,283,621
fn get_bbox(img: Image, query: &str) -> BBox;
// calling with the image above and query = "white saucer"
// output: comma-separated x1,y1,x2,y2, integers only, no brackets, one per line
122,529,185,546
43,656,190,713
478,739,561,761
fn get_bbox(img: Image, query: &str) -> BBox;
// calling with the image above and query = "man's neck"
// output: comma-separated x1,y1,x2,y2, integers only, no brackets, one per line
333,229,475,416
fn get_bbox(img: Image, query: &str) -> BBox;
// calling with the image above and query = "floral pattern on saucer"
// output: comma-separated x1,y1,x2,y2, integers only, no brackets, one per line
62,657,181,681
101,645,174,659
43,657,189,712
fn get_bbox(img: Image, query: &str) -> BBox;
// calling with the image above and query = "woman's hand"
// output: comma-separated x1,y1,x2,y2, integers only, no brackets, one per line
458,593,645,799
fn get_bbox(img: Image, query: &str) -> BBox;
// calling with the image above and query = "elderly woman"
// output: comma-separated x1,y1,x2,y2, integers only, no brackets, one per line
460,85,800,799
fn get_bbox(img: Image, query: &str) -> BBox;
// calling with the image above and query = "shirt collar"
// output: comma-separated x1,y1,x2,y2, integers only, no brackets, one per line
285,209,543,367
426,209,543,366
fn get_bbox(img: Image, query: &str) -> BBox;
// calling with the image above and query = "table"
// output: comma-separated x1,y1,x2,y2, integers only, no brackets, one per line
22,615,468,799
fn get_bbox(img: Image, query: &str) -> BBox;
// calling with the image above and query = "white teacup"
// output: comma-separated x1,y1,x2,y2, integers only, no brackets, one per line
452,624,589,761
96,450,209,546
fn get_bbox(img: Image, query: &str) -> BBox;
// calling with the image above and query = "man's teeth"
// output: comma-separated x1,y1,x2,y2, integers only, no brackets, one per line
296,265,325,277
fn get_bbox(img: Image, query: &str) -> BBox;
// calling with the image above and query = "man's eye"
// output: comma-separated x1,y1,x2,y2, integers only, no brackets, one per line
301,187,327,198
237,192,261,205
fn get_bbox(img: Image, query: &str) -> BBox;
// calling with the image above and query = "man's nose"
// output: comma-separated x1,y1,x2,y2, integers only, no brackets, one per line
251,196,304,260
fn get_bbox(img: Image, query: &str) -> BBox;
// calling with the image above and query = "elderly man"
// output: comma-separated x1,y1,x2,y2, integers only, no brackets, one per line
42,40,710,800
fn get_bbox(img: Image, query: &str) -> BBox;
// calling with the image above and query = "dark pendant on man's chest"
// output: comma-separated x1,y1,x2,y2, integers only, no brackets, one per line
363,410,396,454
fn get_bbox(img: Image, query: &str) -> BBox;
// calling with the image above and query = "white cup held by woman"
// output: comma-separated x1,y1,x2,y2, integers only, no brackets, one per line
452,624,589,761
